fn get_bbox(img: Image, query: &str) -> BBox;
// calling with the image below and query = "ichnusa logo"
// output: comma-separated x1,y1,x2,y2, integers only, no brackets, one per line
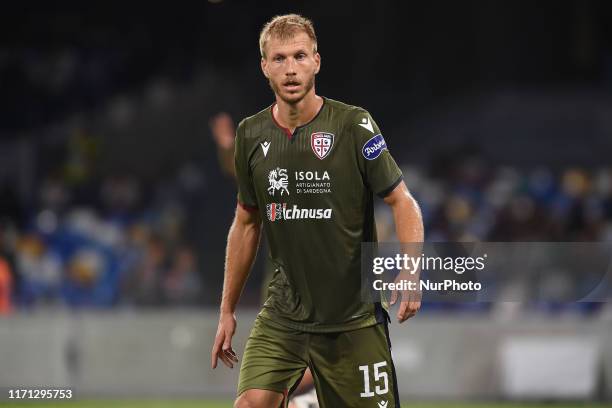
266,203,286,221
362,134,387,160
266,203,332,222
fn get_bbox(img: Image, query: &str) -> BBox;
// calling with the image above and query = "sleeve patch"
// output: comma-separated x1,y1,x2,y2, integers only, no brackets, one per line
362,134,387,160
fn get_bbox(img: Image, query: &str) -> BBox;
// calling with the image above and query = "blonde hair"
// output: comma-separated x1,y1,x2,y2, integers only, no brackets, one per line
259,14,317,58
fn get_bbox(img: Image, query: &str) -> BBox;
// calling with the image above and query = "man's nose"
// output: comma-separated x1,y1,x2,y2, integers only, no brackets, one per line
285,58,297,74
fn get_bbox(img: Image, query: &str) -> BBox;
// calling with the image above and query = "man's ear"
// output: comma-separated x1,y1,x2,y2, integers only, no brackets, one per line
261,58,269,78
314,52,321,75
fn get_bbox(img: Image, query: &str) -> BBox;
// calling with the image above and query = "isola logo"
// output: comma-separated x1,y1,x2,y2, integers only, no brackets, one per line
362,134,387,160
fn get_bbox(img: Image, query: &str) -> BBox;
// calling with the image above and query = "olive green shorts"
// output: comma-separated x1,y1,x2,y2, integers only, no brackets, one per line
237,314,400,407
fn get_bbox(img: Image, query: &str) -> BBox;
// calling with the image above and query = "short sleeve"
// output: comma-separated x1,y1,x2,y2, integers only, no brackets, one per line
234,121,258,209
352,109,403,197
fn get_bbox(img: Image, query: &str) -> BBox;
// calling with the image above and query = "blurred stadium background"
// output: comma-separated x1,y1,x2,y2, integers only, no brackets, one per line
1,1,612,406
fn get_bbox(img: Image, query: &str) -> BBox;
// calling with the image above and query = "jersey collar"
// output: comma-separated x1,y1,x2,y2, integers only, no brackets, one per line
269,96,326,140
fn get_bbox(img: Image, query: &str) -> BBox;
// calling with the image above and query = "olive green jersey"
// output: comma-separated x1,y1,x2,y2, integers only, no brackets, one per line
235,97,402,333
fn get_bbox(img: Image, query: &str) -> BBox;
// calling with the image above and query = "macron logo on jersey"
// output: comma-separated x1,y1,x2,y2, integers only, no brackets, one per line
260,141,271,157
362,134,387,160
358,117,375,134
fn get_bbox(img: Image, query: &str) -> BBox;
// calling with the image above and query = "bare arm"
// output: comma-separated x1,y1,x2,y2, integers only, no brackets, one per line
383,180,424,323
211,204,262,369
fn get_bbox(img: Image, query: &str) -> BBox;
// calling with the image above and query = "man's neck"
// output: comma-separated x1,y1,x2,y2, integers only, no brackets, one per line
273,91,323,133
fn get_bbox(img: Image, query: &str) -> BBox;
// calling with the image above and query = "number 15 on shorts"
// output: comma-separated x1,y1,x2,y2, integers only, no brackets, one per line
359,361,389,397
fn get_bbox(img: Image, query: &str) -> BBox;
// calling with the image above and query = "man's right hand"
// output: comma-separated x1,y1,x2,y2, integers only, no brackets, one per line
211,311,239,369
209,112,236,150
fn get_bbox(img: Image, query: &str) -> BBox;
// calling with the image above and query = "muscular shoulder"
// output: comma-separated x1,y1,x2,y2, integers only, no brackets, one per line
325,98,373,133
325,98,378,144
325,98,369,122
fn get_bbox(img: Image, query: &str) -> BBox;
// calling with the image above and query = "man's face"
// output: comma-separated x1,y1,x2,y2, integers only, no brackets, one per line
261,31,320,104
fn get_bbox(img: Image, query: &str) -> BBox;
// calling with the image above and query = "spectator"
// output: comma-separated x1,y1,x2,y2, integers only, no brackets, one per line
0,257,13,315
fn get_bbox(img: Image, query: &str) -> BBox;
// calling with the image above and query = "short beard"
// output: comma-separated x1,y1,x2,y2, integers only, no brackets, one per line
269,75,315,105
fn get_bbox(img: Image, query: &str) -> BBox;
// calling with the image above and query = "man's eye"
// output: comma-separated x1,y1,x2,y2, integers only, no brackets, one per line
296,53,305,60
274,56,284,62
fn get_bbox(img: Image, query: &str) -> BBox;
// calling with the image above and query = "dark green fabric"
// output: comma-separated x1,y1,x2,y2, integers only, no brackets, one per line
235,97,402,332
238,315,400,408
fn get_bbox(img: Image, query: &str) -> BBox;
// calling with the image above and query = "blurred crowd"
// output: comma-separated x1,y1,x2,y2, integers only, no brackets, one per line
375,159,612,316
377,160,612,243
2,47,122,131
0,128,205,313
1,15,201,133
1,121,611,315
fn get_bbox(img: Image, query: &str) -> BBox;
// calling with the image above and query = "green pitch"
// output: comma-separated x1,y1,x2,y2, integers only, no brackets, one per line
0,401,609,408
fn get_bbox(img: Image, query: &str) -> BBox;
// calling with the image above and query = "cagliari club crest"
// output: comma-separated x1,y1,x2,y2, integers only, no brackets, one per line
310,132,334,160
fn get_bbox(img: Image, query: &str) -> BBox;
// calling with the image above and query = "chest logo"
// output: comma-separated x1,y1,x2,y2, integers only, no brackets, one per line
311,132,334,160
267,167,290,196
266,203,286,221
260,141,271,157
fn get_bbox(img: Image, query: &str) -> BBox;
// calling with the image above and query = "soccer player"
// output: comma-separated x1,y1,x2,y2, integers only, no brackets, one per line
211,14,424,408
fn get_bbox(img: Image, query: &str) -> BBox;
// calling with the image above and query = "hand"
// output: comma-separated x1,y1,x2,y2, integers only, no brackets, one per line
389,271,421,323
209,112,235,150
211,311,239,369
